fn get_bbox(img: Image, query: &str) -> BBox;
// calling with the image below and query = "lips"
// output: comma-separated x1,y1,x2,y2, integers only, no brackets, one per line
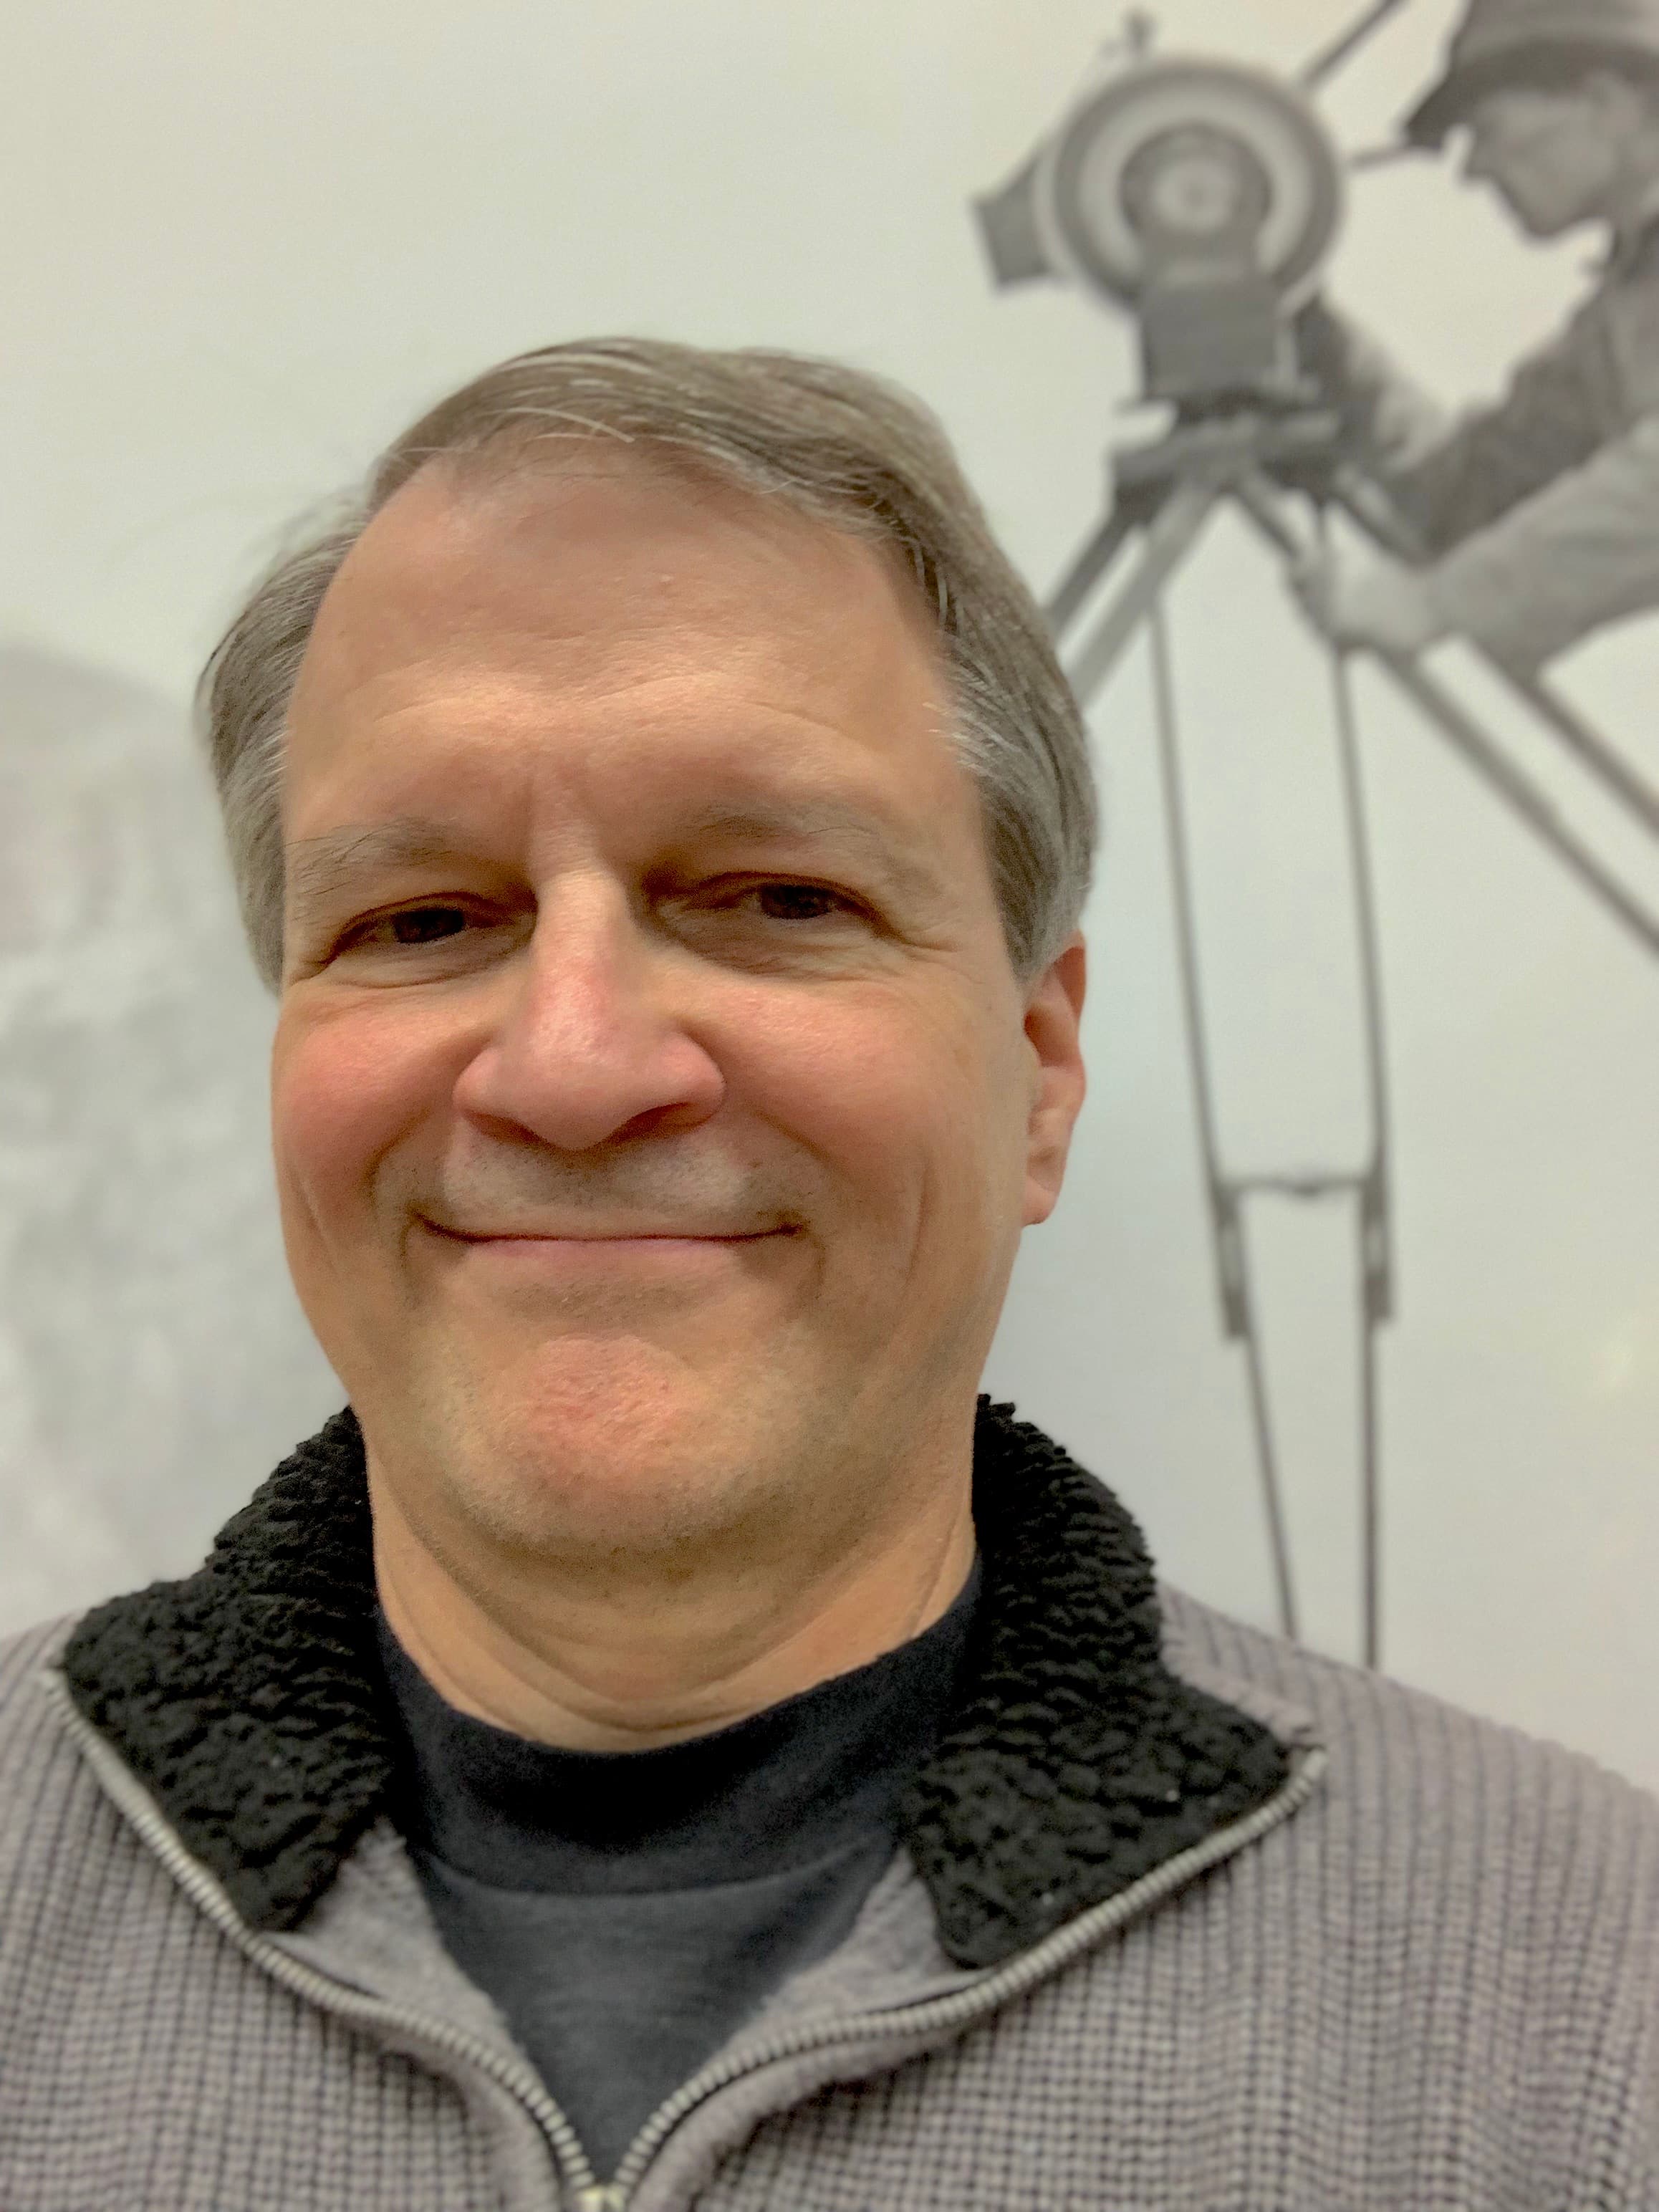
420,1219,787,1244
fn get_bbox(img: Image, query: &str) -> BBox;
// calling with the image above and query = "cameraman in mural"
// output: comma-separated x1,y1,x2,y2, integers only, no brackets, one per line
1294,0,1659,673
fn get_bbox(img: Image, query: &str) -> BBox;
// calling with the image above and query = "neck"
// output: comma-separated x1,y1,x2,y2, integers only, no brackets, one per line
370,1446,978,1753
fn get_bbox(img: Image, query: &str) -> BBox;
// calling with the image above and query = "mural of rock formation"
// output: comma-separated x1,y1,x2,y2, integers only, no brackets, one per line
0,645,341,1630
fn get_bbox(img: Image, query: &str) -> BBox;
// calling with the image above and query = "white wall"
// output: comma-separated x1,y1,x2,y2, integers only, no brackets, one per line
2,0,1654,1789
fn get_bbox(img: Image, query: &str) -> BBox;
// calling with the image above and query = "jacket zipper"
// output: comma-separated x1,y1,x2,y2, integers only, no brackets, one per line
47,1676,604,2198
606,1740,1327,2201
48,1670,1324,2212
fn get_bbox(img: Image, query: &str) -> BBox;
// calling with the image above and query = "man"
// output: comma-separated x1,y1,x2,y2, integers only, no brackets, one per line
1,338,1654,2212
1295,0,1659,672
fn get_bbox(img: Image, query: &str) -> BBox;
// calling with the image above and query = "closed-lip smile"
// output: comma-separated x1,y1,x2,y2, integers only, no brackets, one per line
419,1219,789,1245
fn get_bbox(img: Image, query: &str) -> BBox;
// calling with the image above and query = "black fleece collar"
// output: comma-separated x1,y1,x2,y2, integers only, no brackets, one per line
62,1400,1288,1970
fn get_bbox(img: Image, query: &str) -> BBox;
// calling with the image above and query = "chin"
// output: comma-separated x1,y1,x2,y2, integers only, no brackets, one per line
1499,193,1581,241
471,1449,746,1563
418,1342,791,1557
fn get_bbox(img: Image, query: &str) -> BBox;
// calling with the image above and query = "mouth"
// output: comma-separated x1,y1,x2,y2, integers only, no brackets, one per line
422,1222,790,1246
413,1218,799,1280
414,1223,794,1292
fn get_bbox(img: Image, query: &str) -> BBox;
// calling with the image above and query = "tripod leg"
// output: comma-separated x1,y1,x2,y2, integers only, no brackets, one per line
1328,596,1395,1669
1375,658,1659,959
1235,1181,1385,1664
1148,602,1300,1643
1329,627,1397,1326
1332,466,1659,839
1234,1216,1303,1647
1066,478,1221,711
1357,1189,1386,1670
1504,678,1659,838
1045,505,1140,643
1231,476,1659,963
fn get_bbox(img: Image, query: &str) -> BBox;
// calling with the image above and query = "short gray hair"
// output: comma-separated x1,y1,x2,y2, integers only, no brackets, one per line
198,339,1096,990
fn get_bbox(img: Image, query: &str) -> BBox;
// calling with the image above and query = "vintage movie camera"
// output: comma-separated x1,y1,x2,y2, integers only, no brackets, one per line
972,7,1659,1673
975,45,1346,408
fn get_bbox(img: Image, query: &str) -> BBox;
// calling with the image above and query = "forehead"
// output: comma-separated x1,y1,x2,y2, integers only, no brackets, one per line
279,453,993,934
279,451,984,896
288,452,946,766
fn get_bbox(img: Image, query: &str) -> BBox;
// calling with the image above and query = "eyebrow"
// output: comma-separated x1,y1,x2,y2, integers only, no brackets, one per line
284,799,941,920
285,817,464,924
673,801,941,901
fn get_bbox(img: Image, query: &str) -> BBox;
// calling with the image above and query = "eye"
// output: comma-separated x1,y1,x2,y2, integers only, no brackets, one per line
749,883,847,922
337,902,485,954
388,905,469,944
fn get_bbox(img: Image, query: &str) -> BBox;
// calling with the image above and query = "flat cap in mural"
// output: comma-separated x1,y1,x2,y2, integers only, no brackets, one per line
1406,0,1659,145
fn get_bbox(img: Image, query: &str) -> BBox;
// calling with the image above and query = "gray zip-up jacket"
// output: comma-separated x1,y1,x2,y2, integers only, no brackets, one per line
2,1401,1656,2211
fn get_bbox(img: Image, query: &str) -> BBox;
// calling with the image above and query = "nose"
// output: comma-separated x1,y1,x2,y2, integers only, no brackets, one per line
451,876,726,1153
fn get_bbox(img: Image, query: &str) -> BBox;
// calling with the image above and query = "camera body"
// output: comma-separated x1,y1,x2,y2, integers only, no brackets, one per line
976,56,1345,407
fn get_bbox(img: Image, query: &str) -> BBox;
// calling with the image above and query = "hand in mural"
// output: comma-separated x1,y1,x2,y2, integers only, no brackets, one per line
1290,4,1659,675
1288,544,1448,658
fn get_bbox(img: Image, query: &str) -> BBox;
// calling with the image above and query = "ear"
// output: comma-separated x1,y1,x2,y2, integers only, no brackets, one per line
1021,935,1087,1228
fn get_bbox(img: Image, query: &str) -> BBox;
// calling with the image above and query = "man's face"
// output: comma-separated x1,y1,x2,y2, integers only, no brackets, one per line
1458,82,1631,237
272,457,1085,1577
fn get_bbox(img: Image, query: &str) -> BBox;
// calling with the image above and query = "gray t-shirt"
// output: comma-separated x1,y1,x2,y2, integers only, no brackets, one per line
378,1564,980,2182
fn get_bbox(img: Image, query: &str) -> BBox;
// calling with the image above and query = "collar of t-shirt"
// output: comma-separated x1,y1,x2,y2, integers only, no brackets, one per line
377,1555,983,1895
377,1563,983,2181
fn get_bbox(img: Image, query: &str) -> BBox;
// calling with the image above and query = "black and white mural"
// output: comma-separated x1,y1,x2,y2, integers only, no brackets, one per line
974,4,1659,1675
0,649,340,1623
4,0,1654,1788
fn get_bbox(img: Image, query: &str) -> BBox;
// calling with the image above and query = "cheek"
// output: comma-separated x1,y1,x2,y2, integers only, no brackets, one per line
271,1004,449,1234
1525,140,1597,213
726,983,1024,1228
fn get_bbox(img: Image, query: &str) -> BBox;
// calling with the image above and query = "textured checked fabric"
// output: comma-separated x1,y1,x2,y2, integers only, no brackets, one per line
0,1622,499,2211
700,1592,1659,2212
4,1595,1658,2207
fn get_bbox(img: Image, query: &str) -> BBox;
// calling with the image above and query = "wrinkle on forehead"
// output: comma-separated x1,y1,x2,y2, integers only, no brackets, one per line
288,447,953,771
394,434,903,572
278,440,991,946
298,444,946,694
